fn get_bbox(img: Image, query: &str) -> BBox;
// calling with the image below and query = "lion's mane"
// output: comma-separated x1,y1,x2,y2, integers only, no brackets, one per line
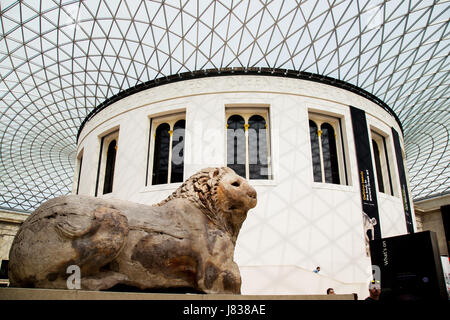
155,167,234,225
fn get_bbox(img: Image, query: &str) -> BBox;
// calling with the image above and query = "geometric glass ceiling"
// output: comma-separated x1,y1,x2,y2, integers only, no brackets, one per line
1,0,449,212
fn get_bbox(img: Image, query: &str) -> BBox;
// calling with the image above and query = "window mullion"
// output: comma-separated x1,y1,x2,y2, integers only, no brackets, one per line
167,127,174,184
244,122,250,180
318,127,325,183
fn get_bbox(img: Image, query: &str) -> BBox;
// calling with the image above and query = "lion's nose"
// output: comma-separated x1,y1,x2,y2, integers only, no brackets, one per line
247,189,257,199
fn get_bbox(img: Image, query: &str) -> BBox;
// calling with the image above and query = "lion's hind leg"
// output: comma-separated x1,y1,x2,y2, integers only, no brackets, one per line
41,206,131,290
69,206,129,281
37,206,130,290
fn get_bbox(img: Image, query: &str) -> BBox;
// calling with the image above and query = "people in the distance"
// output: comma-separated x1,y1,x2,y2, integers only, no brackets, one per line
313,266,320,273
326,288,335,295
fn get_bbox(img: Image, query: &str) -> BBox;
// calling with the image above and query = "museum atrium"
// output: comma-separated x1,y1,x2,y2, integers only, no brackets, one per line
0,0,449,297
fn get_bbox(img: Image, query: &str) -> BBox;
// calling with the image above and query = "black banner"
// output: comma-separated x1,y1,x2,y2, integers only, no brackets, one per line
392,128,414,233
350,106,381,240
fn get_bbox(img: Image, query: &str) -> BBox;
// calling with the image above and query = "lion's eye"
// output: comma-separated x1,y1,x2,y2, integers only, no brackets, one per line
231,181,240,187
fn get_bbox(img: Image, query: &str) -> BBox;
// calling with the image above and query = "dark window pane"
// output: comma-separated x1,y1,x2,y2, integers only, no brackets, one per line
227,115,246,178
171,120,185,183
0,260,8,280
309,120,322,182
321,123,340,184
248,115,269,179
372,139,385,193
103,139,117,194
152,123,170,185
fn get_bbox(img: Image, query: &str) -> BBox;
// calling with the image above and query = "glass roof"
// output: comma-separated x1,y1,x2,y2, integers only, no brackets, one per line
0,0,449,212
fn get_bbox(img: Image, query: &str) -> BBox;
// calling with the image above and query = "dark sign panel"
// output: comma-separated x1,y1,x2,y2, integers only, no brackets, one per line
370,231,447,300
392,128,414,234
350,106,381,240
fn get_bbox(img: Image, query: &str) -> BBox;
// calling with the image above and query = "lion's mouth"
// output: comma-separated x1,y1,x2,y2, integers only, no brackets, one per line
247,189,257,200
247,193,257,208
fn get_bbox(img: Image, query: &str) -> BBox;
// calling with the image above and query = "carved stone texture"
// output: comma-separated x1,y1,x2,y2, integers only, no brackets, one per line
8,167,257,293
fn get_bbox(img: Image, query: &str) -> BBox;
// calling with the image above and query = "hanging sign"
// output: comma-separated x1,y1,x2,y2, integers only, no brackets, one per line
350,106,382,243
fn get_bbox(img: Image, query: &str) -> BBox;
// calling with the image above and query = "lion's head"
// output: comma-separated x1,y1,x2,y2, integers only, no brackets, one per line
157,167,257,241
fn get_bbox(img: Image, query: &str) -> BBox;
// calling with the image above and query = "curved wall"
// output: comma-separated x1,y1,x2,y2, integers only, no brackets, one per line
74,75,415,297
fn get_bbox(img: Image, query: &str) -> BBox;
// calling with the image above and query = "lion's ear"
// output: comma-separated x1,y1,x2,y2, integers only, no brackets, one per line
209,168,220,179
207,168,220,187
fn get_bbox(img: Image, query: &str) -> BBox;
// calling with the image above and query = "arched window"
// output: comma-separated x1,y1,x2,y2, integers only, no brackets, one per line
309,120,322,182
371,130,394,195
372,139,385,193
227,115,246,178
308,113,347,185
248,115,268,179
321,123,340,184
96,130,119,196
103,139,117,194
226,109,272,180
152,123,170,185
148,113,186,185
171,119,185,183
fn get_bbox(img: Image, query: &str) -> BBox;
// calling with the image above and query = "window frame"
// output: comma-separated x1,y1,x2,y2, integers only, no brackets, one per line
370,129,394,196
95,129,119,196
75,148,84,195
225,107,273,180
147,112,186,186
308,112,348,186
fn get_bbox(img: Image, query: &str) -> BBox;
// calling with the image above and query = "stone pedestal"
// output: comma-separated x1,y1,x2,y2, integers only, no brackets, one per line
0,287,356,300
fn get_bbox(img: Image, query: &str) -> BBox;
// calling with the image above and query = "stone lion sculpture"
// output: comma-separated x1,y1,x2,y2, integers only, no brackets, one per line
8,167,257,294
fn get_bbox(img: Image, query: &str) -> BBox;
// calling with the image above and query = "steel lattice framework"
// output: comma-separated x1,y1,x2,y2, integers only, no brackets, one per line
0,0,449,212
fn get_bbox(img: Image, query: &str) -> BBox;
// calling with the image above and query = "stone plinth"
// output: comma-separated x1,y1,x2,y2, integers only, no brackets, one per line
0,288,356,300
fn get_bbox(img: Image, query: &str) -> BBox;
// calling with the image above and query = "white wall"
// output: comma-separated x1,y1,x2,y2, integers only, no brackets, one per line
74,75,412,295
